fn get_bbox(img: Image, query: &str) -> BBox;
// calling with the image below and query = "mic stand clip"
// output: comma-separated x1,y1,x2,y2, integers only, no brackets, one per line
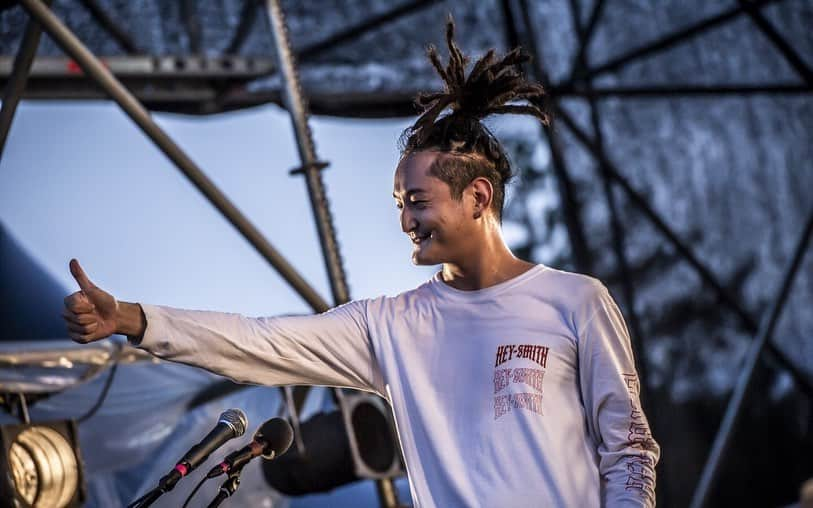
206,464,246,508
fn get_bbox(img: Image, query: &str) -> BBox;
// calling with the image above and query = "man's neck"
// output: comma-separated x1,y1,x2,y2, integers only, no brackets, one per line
441,245,536,291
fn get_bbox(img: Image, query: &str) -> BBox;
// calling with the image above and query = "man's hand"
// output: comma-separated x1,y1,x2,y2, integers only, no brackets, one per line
63,259,119,343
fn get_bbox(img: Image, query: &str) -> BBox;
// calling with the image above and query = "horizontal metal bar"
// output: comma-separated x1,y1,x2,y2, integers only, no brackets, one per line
0,55,275,79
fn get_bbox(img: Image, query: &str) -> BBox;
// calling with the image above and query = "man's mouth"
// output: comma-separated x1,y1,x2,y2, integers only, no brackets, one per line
410,231,432,245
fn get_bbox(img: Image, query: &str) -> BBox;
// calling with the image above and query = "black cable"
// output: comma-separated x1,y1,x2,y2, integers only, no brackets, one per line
77,341,123,423
182,475,209,508
77,358,119,423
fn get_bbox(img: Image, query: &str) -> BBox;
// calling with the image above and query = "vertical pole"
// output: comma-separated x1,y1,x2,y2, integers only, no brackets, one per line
0,0,50,161
265,0,350,306
264,2,398,505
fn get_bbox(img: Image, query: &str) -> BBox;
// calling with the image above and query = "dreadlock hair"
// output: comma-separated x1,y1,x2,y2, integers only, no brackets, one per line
399,16,550,221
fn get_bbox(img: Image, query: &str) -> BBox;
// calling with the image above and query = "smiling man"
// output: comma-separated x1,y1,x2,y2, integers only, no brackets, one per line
63,20,659,507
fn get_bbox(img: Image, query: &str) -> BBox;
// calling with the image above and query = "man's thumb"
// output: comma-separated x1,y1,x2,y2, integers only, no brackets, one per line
69,258,95,292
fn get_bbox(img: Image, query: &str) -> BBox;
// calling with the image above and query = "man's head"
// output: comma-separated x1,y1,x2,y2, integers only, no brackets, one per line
394,17,550,265
393,150,497,265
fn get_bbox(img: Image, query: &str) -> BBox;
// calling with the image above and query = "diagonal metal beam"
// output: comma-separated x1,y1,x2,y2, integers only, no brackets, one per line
18,0,331,314
298,0,441,62
689,204,813,508
737,0,813,85
77,0,140,54
565,0,781,85
554,104,813,398
0,1,49,161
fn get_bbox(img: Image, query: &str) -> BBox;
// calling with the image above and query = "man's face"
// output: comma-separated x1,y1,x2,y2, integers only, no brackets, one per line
393,151,475,266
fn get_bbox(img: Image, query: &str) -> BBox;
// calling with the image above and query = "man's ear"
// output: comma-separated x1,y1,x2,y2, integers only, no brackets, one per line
469,177,494,219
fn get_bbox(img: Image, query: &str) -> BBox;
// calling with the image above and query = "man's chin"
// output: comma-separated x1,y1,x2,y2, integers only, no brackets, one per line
411,249,438,266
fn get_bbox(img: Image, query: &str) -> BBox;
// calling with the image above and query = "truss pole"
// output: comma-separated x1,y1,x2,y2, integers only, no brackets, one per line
0,0,49,161
689,205,813,508
554,104,813,398
18,0,331,314
265,0,349,306
265,2,399,506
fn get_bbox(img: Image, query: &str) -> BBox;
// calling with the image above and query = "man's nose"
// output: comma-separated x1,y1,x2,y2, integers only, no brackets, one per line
401,209,417,233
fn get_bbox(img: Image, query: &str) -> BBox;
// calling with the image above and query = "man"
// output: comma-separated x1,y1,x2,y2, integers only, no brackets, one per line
63,20,659,507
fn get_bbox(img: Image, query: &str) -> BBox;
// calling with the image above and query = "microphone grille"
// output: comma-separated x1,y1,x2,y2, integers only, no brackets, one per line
255,418,294,459
219,408,248,437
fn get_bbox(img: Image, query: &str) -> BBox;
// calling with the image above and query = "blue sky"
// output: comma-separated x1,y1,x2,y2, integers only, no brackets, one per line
0,101,438,318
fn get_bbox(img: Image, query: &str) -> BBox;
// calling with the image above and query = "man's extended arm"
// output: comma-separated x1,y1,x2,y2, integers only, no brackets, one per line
63,259,385,395
133,303,385,394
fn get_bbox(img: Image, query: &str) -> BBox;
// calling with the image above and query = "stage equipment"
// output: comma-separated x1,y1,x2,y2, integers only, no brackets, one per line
202,418,293,508
128,408,246,508
263,391,402,495
0,419,85,508
207,417,293,479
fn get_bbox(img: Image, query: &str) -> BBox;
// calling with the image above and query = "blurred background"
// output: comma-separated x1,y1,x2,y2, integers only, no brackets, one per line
0,0,811,507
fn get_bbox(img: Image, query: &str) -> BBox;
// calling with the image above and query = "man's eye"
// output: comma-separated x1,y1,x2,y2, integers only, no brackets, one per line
411,200,428,208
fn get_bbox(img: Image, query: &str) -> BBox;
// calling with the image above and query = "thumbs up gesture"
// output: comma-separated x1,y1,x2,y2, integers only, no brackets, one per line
63,259,119,343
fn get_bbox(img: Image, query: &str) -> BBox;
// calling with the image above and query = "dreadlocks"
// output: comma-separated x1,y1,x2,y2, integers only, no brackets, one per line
399,17,550,221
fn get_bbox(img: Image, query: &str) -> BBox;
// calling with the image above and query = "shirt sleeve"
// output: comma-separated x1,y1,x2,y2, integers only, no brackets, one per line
576,282,660,507
133,300,386,397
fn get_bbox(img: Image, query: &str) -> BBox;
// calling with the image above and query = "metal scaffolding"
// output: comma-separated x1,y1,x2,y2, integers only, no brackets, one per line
1,0,811,506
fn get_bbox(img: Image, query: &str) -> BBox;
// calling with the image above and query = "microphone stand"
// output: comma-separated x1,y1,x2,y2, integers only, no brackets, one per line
206,464,246,508
128,469,185,508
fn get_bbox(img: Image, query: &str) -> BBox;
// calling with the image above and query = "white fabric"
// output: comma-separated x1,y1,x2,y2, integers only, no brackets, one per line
136,264,659,507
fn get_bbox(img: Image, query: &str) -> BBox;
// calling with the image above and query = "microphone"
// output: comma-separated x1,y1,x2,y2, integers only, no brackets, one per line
160,408,248,489
206,417,293,479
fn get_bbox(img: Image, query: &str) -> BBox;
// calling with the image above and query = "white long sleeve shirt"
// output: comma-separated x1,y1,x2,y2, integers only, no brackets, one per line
136,264,659,507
